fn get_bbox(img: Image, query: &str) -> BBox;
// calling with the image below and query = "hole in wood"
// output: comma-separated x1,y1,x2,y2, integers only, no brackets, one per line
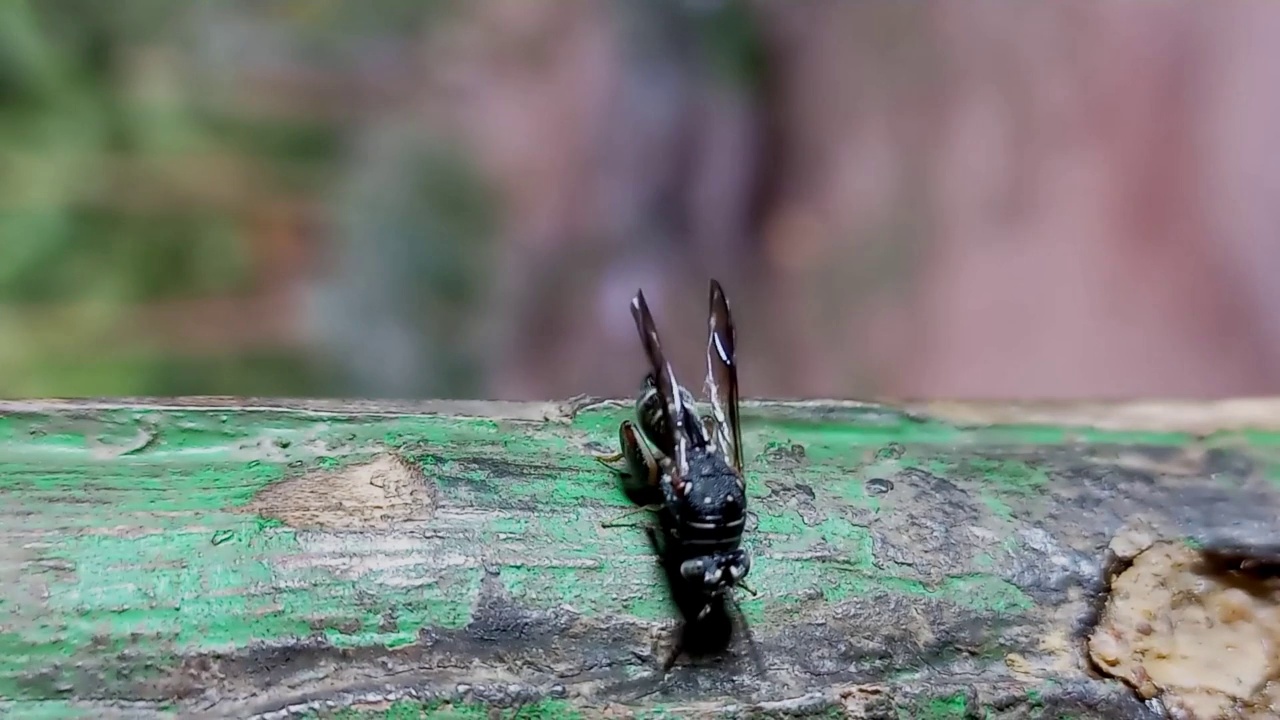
1086,539,1280,718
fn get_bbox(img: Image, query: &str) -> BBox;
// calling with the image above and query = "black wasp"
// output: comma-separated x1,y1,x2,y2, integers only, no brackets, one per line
594,279,753,625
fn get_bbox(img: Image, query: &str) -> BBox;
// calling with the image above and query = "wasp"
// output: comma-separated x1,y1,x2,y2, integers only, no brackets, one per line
595,279,752,626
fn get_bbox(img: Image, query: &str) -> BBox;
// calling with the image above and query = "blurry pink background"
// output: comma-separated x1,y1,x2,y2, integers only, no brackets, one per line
4,1,1280,401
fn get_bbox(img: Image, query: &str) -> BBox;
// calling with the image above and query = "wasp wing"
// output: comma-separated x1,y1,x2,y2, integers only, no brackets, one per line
631,290,690,476
705,279,744,475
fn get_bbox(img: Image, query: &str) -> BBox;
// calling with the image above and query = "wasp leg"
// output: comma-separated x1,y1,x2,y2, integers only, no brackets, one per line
592,420,655,473
600,503,663,528
661,639,684,674
639,523,685,673
613,420,664,506
643,523,665,556
591,425,627,469
592,447,626,466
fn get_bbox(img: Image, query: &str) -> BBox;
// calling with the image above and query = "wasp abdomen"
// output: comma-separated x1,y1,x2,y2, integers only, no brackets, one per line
678,519,745,554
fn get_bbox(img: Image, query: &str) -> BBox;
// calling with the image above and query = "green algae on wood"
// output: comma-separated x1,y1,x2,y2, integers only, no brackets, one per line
2,398,1280,719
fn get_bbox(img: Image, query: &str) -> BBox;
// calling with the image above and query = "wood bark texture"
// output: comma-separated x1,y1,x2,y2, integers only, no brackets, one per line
2,397,1279,719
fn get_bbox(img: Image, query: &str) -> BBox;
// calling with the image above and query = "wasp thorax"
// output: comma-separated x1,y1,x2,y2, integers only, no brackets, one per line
722,492,743,513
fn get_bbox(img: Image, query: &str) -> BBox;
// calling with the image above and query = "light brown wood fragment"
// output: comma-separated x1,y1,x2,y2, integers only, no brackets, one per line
1088,541,1280,719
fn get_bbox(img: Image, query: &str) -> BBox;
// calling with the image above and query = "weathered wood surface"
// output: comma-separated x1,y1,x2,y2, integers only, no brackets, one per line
2,397,1279,719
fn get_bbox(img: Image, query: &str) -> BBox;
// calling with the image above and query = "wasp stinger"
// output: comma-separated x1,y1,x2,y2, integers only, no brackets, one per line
594,279,752,623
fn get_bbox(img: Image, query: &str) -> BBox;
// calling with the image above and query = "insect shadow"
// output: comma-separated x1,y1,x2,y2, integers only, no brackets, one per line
644,525,736,669
595,493,744,676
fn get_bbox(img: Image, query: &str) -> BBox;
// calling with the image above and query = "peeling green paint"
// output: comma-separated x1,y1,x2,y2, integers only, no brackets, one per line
3,401,1278,716
964,458,1049,495
0,701,98,720
907,691,970,720
299,698,585,719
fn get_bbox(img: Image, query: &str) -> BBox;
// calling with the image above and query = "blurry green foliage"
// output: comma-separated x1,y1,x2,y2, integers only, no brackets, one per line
687,1,768,92
9,351,333,399
198,114,343,184
1,1,243,302
1,210,249,303
0,1,380,396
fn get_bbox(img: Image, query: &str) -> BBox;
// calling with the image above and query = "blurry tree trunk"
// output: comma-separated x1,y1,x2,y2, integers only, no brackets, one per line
437,1,767,401
316,1,1280,402
750,1,1280,400
901,2,1278,398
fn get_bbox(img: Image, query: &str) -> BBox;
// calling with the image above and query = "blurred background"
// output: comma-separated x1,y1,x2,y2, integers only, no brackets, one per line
4,0,1280,402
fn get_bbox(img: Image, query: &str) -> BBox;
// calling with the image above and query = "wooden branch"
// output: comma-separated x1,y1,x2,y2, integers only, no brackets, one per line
2,398,1278,719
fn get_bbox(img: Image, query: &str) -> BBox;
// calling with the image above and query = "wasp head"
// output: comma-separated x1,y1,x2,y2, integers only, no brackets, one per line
678,548,751,598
